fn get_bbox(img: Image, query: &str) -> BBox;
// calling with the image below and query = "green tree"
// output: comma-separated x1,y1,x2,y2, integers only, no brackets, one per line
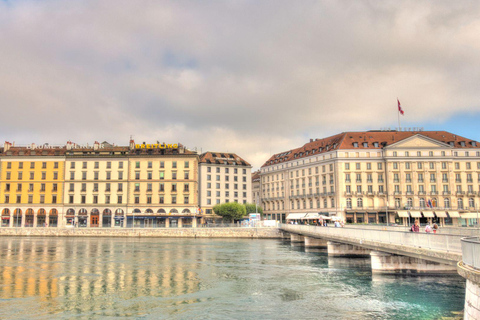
213,202,247,222
244,203,263,216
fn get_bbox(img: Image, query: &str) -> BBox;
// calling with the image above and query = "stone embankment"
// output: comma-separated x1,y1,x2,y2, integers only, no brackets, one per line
0,227,282,239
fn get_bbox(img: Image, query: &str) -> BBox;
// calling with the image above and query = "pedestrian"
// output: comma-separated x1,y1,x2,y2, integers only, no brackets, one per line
433,222,439,234
425,223,432,233
410,220,420,232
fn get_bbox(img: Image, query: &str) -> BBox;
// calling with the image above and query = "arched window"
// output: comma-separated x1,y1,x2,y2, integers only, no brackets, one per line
26,208,34,215
419,198,425,208
346,198,352,209
157,209,166,214
444,198,450,209
2,208,10,215
91,208,99,215
14,208,22,216
67,208,75,215
458,198,464,209
407,198,413,208
145,209,153,213
115,208,124,215
133,208,141,213
182,209,191,213
170,209,178,214
103,209,112,215
49,209,58,216
357,198,363,208
469,198,475,208
38,209,46,215
78,208,88,215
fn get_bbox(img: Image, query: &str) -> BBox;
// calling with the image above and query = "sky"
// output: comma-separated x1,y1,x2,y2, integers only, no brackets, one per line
0,0,479,169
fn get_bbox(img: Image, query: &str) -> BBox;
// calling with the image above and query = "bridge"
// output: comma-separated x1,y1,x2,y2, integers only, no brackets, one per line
280,224,480,319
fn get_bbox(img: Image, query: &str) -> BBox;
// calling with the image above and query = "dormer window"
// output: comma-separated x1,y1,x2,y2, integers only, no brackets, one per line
353,142,358,148
449,141,454,146
362,142,368,148
460,141,466,147
471,141,477,147
373,142,379,148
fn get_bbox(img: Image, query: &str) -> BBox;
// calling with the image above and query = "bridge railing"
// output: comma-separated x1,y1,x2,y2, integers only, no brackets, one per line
280,224,463,253
461,237,480,269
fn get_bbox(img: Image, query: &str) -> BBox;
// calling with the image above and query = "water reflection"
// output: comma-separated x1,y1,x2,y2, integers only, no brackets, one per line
0,237,466,320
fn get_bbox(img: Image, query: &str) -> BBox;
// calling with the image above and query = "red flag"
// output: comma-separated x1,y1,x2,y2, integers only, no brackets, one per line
397,99,404,115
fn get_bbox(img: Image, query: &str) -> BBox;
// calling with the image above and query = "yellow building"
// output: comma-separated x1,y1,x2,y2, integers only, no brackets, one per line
0,142,65,227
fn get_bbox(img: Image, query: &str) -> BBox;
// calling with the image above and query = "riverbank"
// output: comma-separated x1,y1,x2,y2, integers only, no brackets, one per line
0,227,283,238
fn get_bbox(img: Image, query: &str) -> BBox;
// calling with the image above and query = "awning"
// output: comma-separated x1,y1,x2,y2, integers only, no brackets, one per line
397,210,410,218
460,212,479,219
319,215,332,220
434,211,448,218
422,211,435,218
447,211,460,218
1,217,10,220
303,213,320,219
286,213,307,220
409,211,422,218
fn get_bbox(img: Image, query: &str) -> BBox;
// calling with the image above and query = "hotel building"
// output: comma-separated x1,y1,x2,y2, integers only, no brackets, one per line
198,152,252,216
260,130,480,226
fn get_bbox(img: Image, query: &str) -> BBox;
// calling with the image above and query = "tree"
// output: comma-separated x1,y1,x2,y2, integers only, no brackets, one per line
244,203,263,216
213,202,247,222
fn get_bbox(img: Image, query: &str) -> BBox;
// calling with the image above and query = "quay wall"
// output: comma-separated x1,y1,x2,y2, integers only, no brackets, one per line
0,227,282,239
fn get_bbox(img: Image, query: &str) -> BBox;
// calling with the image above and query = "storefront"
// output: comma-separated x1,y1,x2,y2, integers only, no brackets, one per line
49,209,58,227
102,209,112,227
37,209,46,227
90,209,100,227
13,209,22,227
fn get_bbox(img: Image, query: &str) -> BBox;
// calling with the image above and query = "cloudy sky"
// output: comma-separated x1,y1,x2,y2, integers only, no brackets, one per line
1,0,479,168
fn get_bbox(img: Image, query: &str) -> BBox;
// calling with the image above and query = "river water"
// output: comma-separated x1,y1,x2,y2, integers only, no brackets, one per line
0,237,465,320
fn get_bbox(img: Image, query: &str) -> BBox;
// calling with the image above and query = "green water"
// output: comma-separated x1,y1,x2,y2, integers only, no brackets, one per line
0,237,465,319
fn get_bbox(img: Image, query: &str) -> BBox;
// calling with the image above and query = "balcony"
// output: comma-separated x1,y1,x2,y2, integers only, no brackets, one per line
366,191,374,197
467,191,477,196
456,191,465,196
442,179,449,183
406,179,412,183
443,191,451,195
134,188,140,193
430,191,438,195
393,179,400,183
345,179,351,183
394,191,402,195
367,179,373,183
418,179,424,183
356,180,362,183
430,179,436,183
344,191,352,196
117,189,123,192
418,191,426,195
378,179,384,183
329,180,334,184
406,191,414,195
456,180,462,183
377,192,386,197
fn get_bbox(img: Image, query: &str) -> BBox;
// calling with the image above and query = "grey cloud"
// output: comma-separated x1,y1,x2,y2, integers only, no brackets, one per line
0,0,479,168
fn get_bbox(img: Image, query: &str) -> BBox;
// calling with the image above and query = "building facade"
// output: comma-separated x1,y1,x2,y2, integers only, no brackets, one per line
0,140,202,228
260,130,480,226
198,152,252,216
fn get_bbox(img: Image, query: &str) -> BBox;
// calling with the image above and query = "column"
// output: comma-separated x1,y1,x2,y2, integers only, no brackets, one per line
99,213,103,227
21,213,25,228
290,234,305,243
33,214,38,228
165,218,170,228
327,241,370,257
87,214,91,227
371,251,457,274
9,212,13,228
304,236,328,248
178,218,183,228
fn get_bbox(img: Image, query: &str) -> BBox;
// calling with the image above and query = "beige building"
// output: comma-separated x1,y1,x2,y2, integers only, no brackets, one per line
127,142,199,228
260,130,480,226
198,152,252,216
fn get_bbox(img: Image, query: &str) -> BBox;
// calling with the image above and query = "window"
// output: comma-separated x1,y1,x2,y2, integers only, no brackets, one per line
345,163,350,170
118,183,123,192
28,195,33,204
82,172,87,180
393,163,398,169
148,161,152,169
184,183,189,192
52,183,58,192
405,162,410,169
105,183,111,192
119,162,124,169
118,171,123,180
147,183,152,192
147,196,152,204
29,183,33,191
40,195,44,204
172,161,177,168
42,162,47,169
93,195,98,204
147,171,152,180
82,162,87,169
357,198,363,208
135,161,140,168
185,161,189,168
81,183,86,192
135,196,139,204
356,163,360,170
159,183,165,192
29,172,34,180
40,183,46,191
159,196,164,204
172,172,177,180
160,172,165,180
417,162,422,169
160,161,164,168
135,171,140,180
94,162,99,169
134,183,140,192
184,196,189,204
172,183,177,192
346,198,352,209
118,195,123,204
216,175,220,181
105,195,110,204
69,195,74,204
172,196,177,204
18,172,23,180
94,171,99,180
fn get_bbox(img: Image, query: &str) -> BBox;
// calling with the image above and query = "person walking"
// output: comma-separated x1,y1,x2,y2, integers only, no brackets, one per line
411,220,420,232
432,222,439,234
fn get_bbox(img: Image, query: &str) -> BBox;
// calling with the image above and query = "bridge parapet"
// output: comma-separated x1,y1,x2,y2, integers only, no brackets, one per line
458,237,480,319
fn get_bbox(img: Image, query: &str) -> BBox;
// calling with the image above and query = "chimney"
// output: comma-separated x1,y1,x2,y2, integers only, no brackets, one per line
94,141,99,150
4,141,11,151
310,139,313,142
66,141,72,150
129,138,135,150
